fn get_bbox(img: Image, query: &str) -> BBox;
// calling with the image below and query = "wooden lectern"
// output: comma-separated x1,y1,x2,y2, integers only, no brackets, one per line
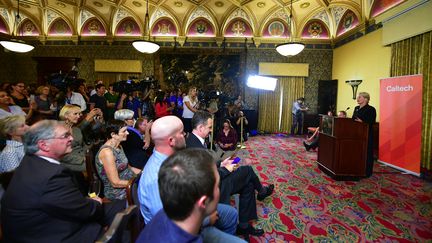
317,116,369,180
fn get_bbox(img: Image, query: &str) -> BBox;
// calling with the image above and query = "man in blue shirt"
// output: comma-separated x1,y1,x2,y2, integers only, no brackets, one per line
138,115,245,242
291,97,309,135
137,148,220,242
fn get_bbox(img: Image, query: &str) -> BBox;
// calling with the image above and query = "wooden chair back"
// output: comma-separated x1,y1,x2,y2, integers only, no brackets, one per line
95,205,139,243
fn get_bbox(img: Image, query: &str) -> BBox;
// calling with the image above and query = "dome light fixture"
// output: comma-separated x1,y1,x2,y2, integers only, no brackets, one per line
0,0,34,53
132,0,160,54
276,0,304,57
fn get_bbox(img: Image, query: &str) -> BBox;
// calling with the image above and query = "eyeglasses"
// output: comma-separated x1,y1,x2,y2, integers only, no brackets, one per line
48,132,72,140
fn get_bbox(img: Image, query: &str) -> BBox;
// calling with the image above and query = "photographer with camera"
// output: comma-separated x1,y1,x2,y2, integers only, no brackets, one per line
59,104,103,193
90,84,115,121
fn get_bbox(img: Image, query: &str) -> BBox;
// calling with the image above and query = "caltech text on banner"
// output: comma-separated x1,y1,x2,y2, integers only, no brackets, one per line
379,75,422,176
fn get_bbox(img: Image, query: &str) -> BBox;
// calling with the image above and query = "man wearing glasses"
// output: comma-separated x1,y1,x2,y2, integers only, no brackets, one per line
1,120,123,243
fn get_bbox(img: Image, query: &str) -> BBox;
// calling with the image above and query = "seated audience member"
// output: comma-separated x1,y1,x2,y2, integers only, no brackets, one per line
337,110,347,118
216,119,237,151
1,120,123,243
35,85,54,119
0,115,28,173
115,109,152,170
59,104,103,171
187,111,274,238
138,115,244,242
9,82,29,110
0,90,35,120
135,117,152,150
137,148,221,243
303,110,347,151
95,120,140,201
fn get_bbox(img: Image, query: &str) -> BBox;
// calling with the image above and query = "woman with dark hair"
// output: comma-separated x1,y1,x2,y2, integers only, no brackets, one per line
216,119,237,151
95,120,140,201
154,91,173,118
0,90,35,121
9,82,29,110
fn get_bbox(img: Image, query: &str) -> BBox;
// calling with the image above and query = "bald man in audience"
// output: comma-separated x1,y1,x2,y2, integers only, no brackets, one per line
138,115,245,242
1,120,123,243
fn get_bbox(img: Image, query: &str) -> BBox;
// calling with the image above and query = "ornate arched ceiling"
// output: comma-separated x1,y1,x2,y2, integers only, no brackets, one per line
0,0,405,46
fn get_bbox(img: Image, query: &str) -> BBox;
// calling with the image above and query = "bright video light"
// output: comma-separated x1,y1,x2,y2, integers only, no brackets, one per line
246,75,277,91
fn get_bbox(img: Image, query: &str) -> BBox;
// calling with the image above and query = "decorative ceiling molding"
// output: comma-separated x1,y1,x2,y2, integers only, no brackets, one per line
0,8,9,25
186,6,215,31
114,8,133,26
332,6,348,28
46,9,60,28
311,10,330,27
0,0,411,46
80,9,95,30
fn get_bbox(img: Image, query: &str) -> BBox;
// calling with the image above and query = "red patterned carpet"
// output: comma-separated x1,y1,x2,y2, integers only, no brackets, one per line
235,135,432,242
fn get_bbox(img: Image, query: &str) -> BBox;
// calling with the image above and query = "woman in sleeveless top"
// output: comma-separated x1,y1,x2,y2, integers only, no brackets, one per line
182,87,198,133
96,120,141,200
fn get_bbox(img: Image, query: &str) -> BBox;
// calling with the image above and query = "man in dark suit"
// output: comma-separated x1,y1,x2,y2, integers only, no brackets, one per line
186,111,274,239
1,120,123,243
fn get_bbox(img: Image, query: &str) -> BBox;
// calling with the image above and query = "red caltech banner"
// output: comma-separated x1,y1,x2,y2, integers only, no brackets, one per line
379,75,422,175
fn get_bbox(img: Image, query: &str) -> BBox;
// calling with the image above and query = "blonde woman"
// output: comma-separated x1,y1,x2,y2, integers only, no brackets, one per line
182,87,198,132
59,104,102,171
0,115,28,173
352,92,376,177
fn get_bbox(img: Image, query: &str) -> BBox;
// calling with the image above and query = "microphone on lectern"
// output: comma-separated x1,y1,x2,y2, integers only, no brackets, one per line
345,107,350,111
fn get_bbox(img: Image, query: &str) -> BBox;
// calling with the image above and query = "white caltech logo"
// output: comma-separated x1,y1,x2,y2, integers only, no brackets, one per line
386,85,414,92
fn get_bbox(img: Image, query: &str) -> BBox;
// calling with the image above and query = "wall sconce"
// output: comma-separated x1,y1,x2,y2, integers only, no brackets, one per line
346,80,362,99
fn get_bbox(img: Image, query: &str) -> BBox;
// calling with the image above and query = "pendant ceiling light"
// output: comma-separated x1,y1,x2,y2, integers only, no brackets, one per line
276,0,304,57
0,0,34,53
132,0,160,54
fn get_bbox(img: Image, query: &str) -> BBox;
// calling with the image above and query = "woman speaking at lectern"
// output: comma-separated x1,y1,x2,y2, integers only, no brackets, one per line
352,92,376,178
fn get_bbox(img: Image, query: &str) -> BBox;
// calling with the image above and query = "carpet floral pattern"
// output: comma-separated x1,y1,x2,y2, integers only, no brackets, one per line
237,135,432,242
